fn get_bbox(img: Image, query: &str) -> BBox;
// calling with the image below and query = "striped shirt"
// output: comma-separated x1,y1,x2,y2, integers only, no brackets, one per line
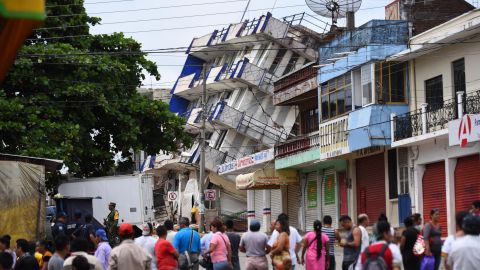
321,227,335,255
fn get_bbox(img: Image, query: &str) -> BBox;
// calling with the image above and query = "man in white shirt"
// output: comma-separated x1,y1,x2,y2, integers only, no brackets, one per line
134,223,157,270
448,215,480,270
268,214,302,269
355,214,370,270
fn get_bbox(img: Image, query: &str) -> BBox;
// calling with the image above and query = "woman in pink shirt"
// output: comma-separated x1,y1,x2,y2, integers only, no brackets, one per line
205,220,232,270
300,220,330,270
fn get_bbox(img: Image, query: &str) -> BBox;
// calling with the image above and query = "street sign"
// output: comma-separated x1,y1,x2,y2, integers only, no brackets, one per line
167,191,178,202
204,189,217,201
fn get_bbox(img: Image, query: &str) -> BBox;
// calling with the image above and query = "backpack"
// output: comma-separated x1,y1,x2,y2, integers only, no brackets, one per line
362,243,389,270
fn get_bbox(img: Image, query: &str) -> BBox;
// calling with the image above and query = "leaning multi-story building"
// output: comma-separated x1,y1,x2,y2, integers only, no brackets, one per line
160,12,328,228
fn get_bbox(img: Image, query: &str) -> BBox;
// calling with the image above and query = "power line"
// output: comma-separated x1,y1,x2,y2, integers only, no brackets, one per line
47,0,248,17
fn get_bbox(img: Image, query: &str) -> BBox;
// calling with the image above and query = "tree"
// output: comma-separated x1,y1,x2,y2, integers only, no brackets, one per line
0,0,191,191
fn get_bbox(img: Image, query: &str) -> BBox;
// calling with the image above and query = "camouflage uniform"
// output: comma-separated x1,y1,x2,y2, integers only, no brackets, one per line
105,203,120,247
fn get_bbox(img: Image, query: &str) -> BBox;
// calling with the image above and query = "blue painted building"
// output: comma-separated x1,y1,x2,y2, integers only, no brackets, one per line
315,19,410,227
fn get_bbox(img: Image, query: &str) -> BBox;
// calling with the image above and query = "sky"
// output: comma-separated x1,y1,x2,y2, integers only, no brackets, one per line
84,0,477,89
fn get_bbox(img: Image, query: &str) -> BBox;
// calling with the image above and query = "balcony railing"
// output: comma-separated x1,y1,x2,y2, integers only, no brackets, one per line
187,144,228,172
210,102,288,146
273,65,318,105
275,133,319,157
393,90,480,141
173,58,275,99
187,13,328,61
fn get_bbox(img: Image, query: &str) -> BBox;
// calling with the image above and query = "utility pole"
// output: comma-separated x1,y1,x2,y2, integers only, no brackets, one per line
198,62,207,233
240,0,251,23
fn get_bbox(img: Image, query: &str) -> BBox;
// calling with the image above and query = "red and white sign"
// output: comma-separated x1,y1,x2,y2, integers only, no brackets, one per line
449,114,480,147
167,191,178,202
204,189,217,201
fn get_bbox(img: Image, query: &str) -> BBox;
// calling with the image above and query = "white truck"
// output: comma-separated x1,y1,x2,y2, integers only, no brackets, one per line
58,174,154,226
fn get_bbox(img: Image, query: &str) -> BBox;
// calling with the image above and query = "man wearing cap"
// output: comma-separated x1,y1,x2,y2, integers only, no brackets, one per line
104,202,120,247
109,223,152,270
94,229,112,270
135,223,157,270
52,212,67,239
239,219,270,270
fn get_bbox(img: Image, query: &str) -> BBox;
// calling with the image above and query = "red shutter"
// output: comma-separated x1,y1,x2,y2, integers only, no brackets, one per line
356,153,386,225
454,154,480,213
339,172,349,216
422,161,447,237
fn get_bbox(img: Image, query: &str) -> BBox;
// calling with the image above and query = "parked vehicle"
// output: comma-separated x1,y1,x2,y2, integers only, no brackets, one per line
57,174,155,226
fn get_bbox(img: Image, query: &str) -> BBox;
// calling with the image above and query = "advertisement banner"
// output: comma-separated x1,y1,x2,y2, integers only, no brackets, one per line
307,178,317,208
449,114,480,147
324,174,336,205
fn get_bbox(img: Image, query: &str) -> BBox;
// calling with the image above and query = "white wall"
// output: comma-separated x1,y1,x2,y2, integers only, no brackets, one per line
413,35,480,109
58,175,151,225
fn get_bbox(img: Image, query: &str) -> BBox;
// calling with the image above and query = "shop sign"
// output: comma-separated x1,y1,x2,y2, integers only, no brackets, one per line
235,168,298,190
449,114,480,147
218,148,274,174
324,174,335,205
307,177,317,208
353,146,383,158
319,115,350,160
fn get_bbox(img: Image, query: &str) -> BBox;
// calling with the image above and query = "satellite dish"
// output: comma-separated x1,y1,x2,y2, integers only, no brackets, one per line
305,0,362,26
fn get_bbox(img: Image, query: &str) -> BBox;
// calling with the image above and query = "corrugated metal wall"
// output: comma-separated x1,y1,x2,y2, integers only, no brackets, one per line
454,154,480,213
422,161,447,237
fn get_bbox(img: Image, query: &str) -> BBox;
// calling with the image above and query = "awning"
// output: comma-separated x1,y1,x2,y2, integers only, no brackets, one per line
236,168,298,190
0,0,46,81
208,172,246,200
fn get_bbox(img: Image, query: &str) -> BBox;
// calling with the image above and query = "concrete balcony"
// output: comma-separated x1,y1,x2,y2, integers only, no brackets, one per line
187,13,319,62
392,90,480,147
275,133,319,158
273,64,318,105
185,144,228,172
173,58,275,101
210,102,288,146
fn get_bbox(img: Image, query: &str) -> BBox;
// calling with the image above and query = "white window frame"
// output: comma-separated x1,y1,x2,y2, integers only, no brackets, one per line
361,63,375,107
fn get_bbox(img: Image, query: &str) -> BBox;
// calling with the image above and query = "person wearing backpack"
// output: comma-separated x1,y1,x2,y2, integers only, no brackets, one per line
360,221,402,270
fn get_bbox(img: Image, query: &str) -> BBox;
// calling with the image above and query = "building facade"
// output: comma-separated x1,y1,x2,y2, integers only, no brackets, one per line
389,9,480,235
164,12,327,228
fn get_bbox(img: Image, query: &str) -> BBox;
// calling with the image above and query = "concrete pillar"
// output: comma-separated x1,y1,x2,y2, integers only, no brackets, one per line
263,189,272,233
413,164,426,216
391,113,396,143
421,103,428,135
247,190,255,228
457,91,465,118
445,158,457,235
348,159,357,220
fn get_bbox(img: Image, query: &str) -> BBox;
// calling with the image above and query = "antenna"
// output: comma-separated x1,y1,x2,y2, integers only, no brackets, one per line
305,0,362,29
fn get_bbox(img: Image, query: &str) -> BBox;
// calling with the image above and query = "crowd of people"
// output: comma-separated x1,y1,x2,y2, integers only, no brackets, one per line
0,200,479,270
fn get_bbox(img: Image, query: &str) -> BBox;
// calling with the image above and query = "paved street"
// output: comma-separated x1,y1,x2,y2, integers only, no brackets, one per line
200,247,345,270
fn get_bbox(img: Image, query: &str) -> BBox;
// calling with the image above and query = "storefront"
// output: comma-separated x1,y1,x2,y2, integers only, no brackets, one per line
355,153,386,225
237,168,298,232
421,161,448,236
454,154,480,213
300,160,347,231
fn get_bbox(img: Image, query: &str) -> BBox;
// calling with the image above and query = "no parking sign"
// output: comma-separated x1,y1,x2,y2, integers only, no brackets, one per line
204,189,217,201
167,191,178,202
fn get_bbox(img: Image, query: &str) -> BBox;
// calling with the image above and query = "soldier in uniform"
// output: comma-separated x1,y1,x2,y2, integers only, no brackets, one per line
104,202,120,247
52,212,67,239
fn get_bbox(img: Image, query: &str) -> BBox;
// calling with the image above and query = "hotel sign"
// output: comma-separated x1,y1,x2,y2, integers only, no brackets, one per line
218,148,274,174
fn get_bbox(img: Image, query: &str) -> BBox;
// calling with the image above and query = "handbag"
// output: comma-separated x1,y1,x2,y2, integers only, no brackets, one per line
178,230,198,270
